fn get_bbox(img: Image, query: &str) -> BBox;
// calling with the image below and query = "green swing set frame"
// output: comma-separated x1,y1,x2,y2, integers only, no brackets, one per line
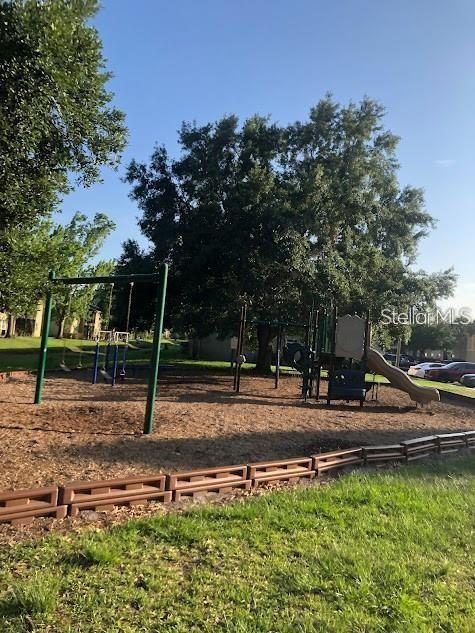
34,265,168,435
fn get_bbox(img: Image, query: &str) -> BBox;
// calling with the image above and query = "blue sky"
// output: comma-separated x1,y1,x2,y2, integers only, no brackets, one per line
61,0,475,311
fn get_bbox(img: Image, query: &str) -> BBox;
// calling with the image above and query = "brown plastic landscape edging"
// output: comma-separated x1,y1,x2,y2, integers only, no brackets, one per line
0,431,474,525
0,486,65,525
248,457,314,486
436,432,467,454
0,370,33,381
362,444,406,463
401,436,439,461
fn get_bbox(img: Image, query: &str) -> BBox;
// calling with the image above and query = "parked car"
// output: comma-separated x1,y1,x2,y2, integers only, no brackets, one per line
408,362,447,379
460,374,475,388
425,362,475,383
383,353,413,369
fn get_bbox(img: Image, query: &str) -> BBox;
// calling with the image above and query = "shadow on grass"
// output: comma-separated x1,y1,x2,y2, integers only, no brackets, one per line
62,540,120,568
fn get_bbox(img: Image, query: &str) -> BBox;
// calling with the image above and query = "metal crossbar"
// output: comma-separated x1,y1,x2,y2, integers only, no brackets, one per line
52,273,161,285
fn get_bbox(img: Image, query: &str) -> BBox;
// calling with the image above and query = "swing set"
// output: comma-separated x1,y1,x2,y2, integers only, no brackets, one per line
91,281,134,385
34,267,168,434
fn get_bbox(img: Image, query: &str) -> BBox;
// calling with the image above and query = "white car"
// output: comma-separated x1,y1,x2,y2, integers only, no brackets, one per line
407,362,447,379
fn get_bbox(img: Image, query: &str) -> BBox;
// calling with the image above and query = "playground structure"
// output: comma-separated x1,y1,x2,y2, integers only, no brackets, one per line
283,308,373,406
296,309,440,406
234,304,440,407
300,310,440,406
232,304,310,393
34,267,168,434
56,281,135,378
366,348,440,405
98,330,131,343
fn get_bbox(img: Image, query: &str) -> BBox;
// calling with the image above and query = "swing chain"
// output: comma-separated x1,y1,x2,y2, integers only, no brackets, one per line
104,282,114,333
120,282,134,378
125,282,134,334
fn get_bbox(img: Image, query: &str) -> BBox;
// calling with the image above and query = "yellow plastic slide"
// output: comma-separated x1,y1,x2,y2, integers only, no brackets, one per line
367,347,440,405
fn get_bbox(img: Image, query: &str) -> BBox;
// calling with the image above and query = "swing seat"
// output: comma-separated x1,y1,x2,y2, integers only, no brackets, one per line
59,362,71,373
99,369,112,382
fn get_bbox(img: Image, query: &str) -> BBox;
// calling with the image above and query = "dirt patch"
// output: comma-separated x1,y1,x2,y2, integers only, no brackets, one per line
0,370,473,491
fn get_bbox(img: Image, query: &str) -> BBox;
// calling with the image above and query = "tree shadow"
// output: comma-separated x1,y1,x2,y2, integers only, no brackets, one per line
165,388,418,413
0,371,446,417
440,391,475,410
46,426,473,475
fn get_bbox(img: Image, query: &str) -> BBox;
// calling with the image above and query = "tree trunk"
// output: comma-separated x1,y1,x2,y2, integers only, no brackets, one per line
5,314,16,338
255,323,274,374
56,316,66,339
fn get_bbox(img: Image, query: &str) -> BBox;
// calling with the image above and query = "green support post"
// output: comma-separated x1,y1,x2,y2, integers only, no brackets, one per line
274,323,282,390
34,271,55,404
144,264,168,434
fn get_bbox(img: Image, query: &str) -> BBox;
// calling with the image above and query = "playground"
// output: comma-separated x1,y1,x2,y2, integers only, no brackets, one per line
0,369,473,492
1,289,473,495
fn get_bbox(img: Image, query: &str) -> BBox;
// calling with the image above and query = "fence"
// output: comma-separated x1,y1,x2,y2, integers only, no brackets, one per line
1,431,474,526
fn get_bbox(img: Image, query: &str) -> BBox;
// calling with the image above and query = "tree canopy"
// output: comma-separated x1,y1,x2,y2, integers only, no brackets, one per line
409,318,475,358
0,0,127,231
124,97,455,369
0,212,115,337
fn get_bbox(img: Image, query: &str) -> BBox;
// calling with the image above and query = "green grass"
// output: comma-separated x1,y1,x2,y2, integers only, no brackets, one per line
0,574,59,620
0,336,185,372
365,371,475,398
413,377,475,398
0,336,280,375
0,457,474,632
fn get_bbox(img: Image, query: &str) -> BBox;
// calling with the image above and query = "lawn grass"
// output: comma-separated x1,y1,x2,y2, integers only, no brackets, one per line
0,336,184,372
413,377,475,399
0,337,269,375
0,457,474,632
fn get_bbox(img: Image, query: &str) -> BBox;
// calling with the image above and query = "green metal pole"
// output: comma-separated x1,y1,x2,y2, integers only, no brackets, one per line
34,271,55,404
144,264,168,434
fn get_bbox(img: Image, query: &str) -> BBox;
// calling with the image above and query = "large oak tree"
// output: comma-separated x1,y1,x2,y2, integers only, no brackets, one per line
124,97,454,371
